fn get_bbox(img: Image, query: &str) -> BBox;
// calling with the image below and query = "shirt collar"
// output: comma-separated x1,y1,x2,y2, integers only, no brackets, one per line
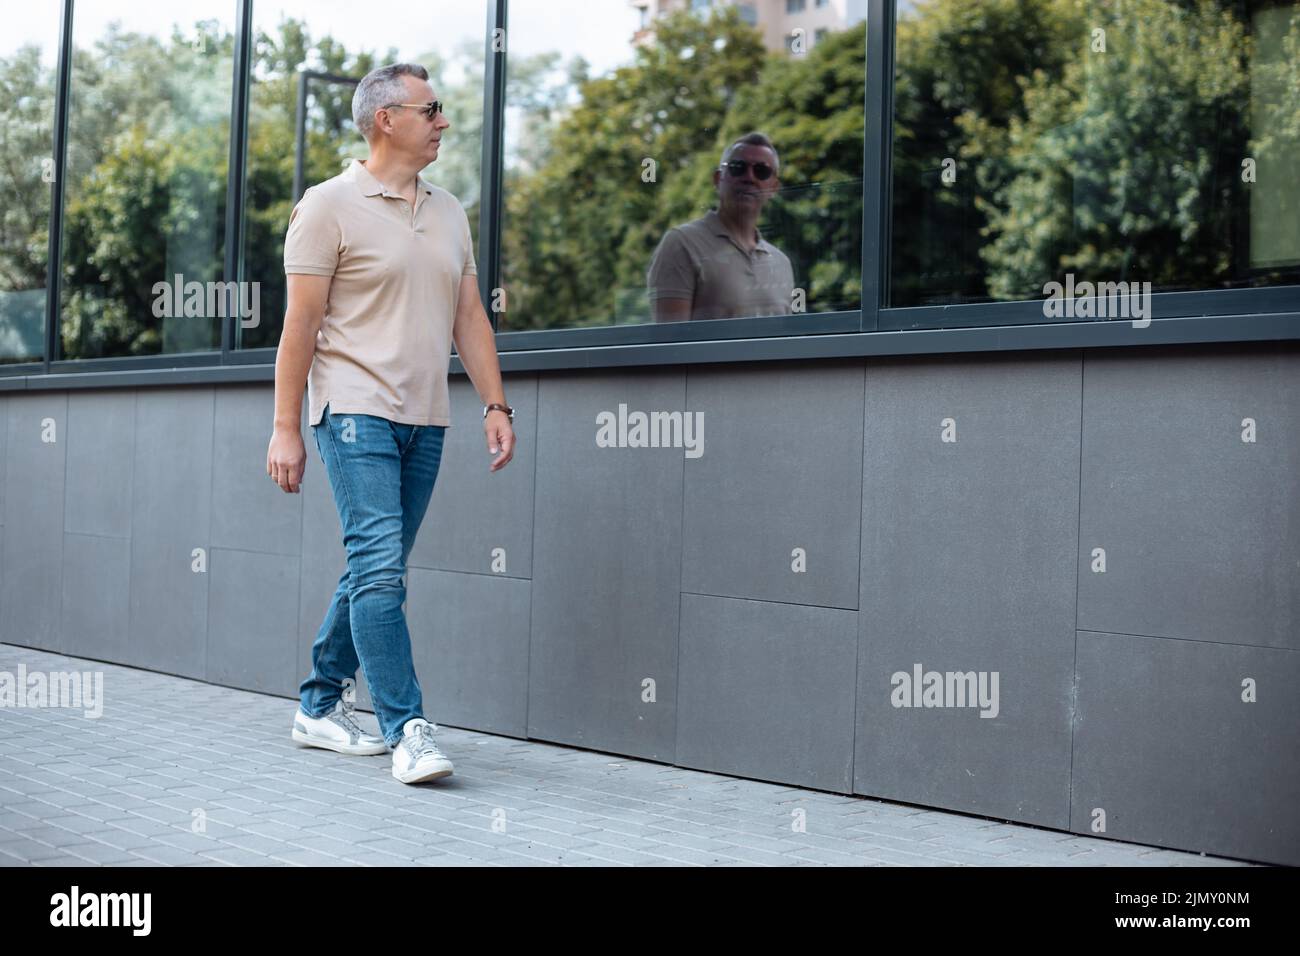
349,158,433,198
704,207,771,254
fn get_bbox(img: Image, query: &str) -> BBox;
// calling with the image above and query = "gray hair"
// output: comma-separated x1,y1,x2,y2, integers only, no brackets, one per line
723,131,779,173
352,63,429,138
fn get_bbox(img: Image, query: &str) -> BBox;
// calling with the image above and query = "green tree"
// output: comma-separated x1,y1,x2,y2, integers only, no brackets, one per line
0,43,56,361
968,0,1267,299
59,20,234,358
891,0,1300,305
890,0,1081,306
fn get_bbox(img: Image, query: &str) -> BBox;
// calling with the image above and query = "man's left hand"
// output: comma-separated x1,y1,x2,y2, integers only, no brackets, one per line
485,411,515,472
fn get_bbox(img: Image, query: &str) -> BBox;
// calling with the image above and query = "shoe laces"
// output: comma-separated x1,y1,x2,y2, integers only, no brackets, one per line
328,697,367,737
404,721,445,760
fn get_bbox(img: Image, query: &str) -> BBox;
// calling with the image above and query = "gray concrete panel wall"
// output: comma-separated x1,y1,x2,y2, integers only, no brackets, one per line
2,344,1296,864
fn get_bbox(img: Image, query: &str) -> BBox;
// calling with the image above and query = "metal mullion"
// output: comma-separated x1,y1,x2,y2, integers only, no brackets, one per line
478,0,508,332
860,0,894,332
223,0,254,358
43,0,75,372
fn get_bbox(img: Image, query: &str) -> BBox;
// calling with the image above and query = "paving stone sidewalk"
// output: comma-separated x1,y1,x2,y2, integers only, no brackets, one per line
0,644,1255,867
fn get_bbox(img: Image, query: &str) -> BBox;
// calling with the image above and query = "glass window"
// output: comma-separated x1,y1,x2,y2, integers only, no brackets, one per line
239,0,487,350
0,5,62,364
59,3,236,360
500,2,864,331
889,0,1300,313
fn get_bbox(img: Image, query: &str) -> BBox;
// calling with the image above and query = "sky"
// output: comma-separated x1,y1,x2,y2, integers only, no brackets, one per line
2,0,645,75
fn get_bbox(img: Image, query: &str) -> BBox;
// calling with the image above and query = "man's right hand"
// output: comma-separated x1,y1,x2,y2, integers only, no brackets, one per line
267,426,307,493
270,273,330,496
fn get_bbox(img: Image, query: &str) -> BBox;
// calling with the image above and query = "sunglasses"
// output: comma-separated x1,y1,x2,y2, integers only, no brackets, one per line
720,159,775,181
382,101,443,120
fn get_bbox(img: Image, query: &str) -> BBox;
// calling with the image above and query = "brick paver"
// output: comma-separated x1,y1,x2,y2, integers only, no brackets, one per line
0,644,1256,867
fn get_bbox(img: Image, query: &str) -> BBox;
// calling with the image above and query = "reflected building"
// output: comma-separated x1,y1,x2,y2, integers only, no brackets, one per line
631,0,866,53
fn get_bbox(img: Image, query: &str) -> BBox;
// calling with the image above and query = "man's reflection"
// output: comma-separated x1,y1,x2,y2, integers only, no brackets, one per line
647,132,795,322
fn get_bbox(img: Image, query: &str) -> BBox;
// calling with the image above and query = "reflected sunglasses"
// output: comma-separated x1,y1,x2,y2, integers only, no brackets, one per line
720,159,775,181
382,101,443,120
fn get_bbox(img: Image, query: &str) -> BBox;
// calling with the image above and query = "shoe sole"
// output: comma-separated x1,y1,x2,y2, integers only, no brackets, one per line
292,727,388,756
393,763,454,784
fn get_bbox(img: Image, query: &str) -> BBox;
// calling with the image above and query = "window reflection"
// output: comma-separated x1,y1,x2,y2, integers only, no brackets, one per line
502,2,864,331
240,0,486,349
647,133,796,321
889,0,1300,310
60,2,236,360
0,6,61,363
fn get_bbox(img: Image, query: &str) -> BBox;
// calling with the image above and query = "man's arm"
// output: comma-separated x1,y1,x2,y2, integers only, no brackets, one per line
267,273,331,493
647,228,695,323
652,297,693,322
452,273,515,473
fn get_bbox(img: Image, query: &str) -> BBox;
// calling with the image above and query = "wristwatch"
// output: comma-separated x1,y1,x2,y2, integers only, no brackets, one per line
483,402,514,422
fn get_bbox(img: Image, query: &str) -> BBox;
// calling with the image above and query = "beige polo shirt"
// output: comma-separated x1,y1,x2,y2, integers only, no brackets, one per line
646,208,794,320
283,157,477,427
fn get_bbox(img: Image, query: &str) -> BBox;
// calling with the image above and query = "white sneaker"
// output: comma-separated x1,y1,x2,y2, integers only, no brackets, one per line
292,698,387,756
392,718,454,784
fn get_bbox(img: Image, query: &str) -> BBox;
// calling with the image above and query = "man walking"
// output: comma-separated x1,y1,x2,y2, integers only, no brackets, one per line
266,63,515,784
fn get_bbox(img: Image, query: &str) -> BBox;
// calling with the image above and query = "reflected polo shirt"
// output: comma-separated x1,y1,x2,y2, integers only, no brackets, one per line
646,208,794,320
283,157,477,428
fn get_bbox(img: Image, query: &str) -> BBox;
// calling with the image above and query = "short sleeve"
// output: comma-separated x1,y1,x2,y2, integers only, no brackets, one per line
459,203,478,278
646,228,696,300
283,187,340,276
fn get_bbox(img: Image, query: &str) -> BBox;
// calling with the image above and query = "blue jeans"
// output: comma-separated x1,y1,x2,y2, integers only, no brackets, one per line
298,402,446,748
